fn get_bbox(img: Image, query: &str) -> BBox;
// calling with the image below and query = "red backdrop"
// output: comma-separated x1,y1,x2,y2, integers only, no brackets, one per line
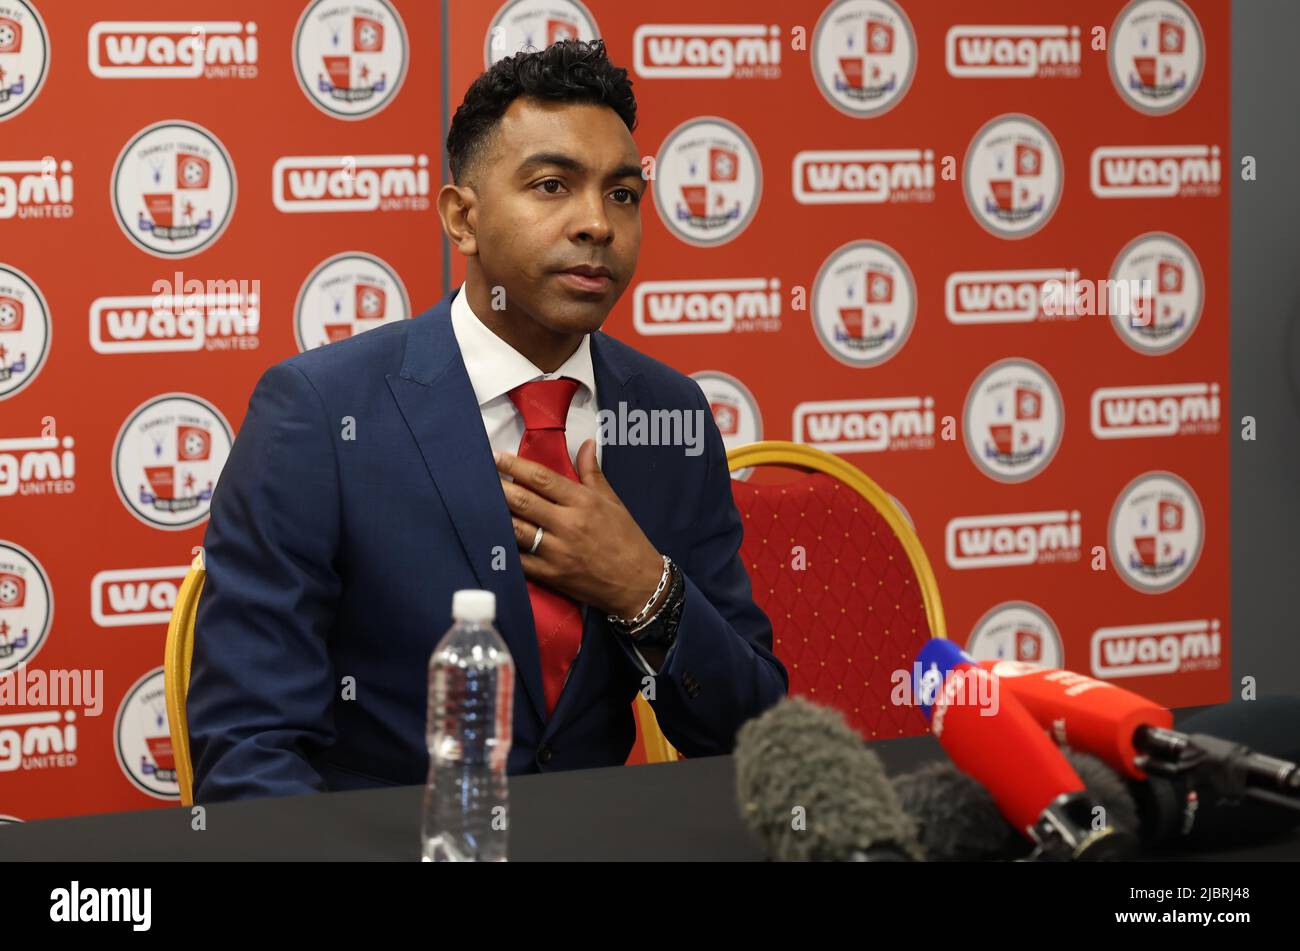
1,0,1229,820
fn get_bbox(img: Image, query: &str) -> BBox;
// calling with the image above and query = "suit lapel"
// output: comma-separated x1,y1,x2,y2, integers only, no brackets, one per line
386,293,546,724
589,330,644,519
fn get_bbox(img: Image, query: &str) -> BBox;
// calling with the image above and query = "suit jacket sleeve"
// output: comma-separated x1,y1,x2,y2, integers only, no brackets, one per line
615,384,789,756
188,362,342,801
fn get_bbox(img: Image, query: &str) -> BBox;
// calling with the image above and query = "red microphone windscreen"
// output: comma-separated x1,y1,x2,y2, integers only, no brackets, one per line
930,665,1085,834
978,659,1173,780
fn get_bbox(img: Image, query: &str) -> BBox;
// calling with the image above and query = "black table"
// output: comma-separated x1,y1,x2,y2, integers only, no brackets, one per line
2,724,1298,861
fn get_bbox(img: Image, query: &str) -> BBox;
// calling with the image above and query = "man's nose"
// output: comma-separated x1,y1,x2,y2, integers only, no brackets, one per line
570,190,613,244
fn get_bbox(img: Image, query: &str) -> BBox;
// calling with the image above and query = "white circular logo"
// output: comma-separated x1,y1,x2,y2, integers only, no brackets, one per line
1110,0,1205,115
111,121,237,258
0,540,52,673
1109,470,1204,593
1109,231,1203,355
963,114,1063,239
112,394,233,531
114,667,179,800
0,1,49,121
294,252,411,352
811,240,916,368
0,814,21,824
966,600,1064,669
294,0,408,119
690,370,762,481
0,263,50,400
653,117,762,247
811,0,916,118
963,358,1063,483
485,0,599,67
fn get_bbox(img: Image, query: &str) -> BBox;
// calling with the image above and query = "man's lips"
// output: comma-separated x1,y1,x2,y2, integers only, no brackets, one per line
559,264,613,279
556,265,614,292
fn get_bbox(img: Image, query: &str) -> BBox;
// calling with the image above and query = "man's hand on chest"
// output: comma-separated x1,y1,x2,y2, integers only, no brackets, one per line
496,438,666,619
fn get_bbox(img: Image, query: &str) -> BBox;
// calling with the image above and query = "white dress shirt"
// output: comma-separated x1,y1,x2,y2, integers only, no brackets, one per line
449,286,664,678
450,283,601,468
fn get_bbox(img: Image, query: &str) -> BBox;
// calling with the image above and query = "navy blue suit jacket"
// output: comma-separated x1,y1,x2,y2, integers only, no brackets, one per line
188,287,788,800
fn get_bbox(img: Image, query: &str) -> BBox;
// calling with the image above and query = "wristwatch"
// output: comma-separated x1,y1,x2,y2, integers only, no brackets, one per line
626,560,685,650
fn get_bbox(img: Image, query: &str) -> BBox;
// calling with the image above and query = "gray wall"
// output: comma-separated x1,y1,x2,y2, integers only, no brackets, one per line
1232,0,1300,694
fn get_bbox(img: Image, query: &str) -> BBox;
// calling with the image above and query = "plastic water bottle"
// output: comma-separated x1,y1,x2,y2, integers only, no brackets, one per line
421,589,515,862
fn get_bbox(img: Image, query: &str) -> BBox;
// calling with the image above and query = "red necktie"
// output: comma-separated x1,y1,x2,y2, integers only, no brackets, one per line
507,377,584,718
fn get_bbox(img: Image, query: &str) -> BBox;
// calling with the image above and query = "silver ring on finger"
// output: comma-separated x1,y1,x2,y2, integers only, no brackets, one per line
529,524,544,554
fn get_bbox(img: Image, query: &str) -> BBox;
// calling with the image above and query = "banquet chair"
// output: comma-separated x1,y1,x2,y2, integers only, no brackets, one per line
163,548,206,807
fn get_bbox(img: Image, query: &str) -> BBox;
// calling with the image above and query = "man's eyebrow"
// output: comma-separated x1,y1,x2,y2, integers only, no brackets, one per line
516,151,643,182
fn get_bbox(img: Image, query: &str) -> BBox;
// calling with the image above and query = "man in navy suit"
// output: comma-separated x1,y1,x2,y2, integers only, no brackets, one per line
188,38,787,801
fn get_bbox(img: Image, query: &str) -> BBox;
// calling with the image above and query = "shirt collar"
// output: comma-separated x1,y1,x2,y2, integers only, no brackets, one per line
450,284,597,408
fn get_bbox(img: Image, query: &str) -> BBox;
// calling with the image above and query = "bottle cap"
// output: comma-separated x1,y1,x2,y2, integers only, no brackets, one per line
451,589,496,623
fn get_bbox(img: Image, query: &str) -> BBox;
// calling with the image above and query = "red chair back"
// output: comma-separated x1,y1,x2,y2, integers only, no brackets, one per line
729,442,947,740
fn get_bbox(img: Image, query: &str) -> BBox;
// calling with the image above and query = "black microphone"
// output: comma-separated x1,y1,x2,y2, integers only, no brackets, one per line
892,761,1029,861
1065,749,1141,834
734,697,924,861
1128,695,1300,850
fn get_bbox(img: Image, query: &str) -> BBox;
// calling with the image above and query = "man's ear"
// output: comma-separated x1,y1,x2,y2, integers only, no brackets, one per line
437,182,479,257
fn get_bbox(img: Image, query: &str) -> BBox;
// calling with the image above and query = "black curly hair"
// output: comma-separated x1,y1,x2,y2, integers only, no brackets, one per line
446,38,638,187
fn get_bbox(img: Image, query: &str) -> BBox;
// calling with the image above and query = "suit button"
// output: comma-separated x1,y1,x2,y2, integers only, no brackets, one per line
538,745,553,765
683,672,701,700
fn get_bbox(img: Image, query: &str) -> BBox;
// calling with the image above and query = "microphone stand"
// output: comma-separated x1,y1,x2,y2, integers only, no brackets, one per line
1135,726,1300,813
